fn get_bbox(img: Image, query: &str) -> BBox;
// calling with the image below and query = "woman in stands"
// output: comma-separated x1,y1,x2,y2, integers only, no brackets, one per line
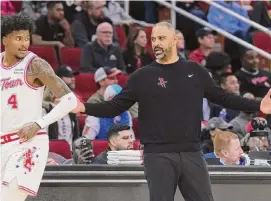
122,27,153,74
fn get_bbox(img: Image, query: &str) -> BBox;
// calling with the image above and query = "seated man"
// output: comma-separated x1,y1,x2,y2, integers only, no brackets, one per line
79,22,125,72
235,50,271,98
204,131,248,165
32,1,74,48
201,117,233,154
87,67,138,118
91,124,134,164
189,27,216,66
83,84,134,140
211,73,241,121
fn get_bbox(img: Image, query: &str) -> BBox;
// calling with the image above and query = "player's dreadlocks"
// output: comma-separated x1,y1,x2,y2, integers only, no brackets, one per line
1,12,35,39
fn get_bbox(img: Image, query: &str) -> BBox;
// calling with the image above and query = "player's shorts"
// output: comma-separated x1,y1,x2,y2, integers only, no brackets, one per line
1,130,49,196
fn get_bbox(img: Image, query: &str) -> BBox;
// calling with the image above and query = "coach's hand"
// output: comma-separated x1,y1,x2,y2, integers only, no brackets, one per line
17,122,41,141
260,89,271,114
72,98,86,113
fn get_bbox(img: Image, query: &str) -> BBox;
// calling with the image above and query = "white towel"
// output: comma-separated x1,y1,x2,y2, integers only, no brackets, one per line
107,155,142,161
107,150,142,157
107,160,143,165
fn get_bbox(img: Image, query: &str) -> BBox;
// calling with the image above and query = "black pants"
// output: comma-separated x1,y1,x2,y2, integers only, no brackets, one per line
143,151,214,201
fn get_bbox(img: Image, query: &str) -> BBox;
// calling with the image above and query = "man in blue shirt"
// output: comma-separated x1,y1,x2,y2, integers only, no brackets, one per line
204,130,248,165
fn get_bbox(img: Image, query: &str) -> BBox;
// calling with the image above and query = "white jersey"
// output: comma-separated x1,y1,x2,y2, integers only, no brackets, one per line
0,51,45,134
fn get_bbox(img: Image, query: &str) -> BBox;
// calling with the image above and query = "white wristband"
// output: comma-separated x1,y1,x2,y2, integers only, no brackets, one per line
36,92,77,129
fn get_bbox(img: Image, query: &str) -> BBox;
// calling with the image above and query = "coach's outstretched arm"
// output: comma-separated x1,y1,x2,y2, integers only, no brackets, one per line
18,58,78,141
73,76,138,117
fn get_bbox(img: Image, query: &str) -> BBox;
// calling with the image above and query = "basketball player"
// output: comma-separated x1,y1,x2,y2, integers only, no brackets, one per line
1,13,78,201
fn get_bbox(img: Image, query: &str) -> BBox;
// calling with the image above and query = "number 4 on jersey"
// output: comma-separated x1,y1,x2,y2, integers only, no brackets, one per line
8,94,18,109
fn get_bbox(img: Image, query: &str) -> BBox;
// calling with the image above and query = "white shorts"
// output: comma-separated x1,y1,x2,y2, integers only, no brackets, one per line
1,131,49,196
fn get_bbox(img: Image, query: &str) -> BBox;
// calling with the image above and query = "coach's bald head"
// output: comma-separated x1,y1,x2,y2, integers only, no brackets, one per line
151,21,178,63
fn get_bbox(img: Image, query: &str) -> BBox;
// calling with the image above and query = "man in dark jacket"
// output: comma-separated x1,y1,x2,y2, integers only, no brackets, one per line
71,0,118,48
80,22,125,72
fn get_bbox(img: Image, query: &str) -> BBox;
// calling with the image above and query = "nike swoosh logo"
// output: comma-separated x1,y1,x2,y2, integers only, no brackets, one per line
188,74,194,78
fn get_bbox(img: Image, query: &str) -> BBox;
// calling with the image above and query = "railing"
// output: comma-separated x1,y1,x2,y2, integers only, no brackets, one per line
153,0,271,60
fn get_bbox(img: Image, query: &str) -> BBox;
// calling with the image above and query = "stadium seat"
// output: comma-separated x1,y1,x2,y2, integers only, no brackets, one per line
74,73,96,101
117,74,129,87
133,140,141,150
115,25,127,49
59,48,81,71
132,118,139,139
253,32,271,53
49,140,72,159
29,46,59,70
92,140,108,156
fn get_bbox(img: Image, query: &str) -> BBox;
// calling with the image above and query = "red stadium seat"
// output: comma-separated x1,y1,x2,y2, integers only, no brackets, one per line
253,32,271,53
117,74,129,87
92,140,108,156
132,118,139,139
59,48,81,71
49,140,72,159
29,46,59,70
115,25,127,49
133,140,141,150
74,73,96,101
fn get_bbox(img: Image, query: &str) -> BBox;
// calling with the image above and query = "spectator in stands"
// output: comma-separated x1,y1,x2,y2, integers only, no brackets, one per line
189,27,216,66
63,0,86,23
207,1,250,39
230,92,256,140
201,117,233,154
72,137,95,164
208,1,250,73
249,1,271,31
205,51,232,84
32,1,74,48
71,0,118,48
87,67,138,118
122,28,153,74
80,22,125,72
220,73,240,95
204,131,247,165
210,73,241,122
176,30,189,60
42,88,80,151
83,84,134,140
22,1,48,20
235,50,271,98
104,0,135,26
202,52,232,121
1,0,16,16
91,124,134,164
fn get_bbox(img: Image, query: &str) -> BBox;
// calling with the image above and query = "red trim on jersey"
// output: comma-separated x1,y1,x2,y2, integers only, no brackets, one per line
2,181,9,186
24,55,40,90
1,131,47,144
18,185,37,196
1,51,30,70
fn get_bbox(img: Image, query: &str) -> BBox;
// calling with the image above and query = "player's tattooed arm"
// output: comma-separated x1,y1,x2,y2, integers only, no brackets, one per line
27,57,71,97
18,58,74,141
